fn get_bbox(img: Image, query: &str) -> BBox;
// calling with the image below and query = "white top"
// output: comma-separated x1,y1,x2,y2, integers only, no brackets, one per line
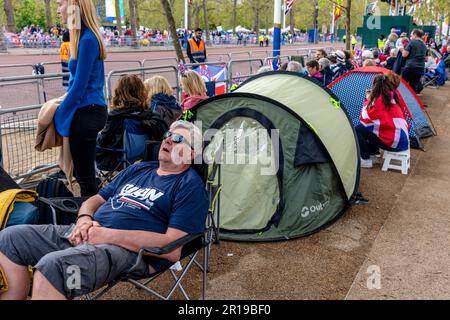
395,38,404,49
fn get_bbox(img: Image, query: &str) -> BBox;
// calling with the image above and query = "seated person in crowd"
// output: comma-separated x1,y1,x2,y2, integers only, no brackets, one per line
180,71,209,111
356,73,409,169
96,75,167,171
330,50,348,81
344,50,357,71
145,76,182,128
363,59,377,67
306,60,323,83
314,49,327,61
279,62,289,71
381,48,398,70
371,49,381,65
318,58,333,87
361,49,374,66
0,121,208,300
424,49,438,70
286,61,306,75
257,66,273,74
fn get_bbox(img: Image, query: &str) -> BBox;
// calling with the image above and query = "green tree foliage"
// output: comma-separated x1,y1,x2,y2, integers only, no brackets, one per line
15,0,46,30
2,0,449,34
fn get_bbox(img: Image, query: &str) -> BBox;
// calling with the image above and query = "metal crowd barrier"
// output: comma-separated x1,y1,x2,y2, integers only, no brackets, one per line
0,104,59,181
208,53,232,62
0,73,67,108
106,65,179,104
227,58,264,90
229,51,252,60
0,63,36,76
263,55,293,67
142,57,180,68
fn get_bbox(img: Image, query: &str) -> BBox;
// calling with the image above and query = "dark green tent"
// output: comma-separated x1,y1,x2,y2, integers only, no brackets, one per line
191,72,360,241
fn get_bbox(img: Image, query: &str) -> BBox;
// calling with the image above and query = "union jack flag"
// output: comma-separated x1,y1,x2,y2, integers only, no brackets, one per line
284,0,296,16
192,64,227,95
360,100,410,150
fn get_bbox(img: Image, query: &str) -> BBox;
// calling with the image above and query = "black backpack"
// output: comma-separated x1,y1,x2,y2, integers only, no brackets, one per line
36,178,74,225
0,166,20,193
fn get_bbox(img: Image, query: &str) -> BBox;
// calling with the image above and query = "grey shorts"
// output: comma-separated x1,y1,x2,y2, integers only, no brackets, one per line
0,224,151,299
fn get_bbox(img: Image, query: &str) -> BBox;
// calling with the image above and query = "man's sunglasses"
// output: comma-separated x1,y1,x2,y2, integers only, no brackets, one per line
163,131,193,149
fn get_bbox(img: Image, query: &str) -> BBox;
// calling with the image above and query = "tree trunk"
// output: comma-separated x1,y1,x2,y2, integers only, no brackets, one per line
253,0,260,38
115,0,123,35
188,1,192,30
160,0,185,63
313,0,319,43
0,23,7,52
265,13,268,35
194,4,200,29
128,0,138,47
232,0,237,35
3,0,16,34
135,1,140,31
98,0,106,23
203,0,210,41
44,0,53,30
345,0,352,50
289,8,295,34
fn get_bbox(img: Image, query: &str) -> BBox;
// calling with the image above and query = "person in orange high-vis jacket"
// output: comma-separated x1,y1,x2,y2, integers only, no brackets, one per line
59,31,70,87
187,28,207,64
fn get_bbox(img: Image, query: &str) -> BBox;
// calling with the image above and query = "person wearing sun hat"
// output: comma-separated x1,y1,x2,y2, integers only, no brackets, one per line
330,50,349,81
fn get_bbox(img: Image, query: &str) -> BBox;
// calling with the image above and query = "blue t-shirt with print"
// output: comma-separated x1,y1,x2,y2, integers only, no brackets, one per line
95,162,208,235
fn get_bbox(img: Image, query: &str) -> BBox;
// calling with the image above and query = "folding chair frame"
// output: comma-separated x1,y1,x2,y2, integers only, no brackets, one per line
38,162,222,300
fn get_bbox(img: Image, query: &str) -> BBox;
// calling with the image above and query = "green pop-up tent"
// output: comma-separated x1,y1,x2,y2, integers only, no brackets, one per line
190,72,360,241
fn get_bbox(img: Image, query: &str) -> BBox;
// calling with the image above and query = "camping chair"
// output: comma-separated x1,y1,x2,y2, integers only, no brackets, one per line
38,145,222,300
421,59,447,88
96,118,151,187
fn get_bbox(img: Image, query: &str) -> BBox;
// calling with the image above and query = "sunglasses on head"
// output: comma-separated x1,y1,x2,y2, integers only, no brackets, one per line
163,131,193,149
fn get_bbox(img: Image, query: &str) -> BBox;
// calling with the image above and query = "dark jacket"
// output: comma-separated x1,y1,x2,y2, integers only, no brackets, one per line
96,106,168,171
392,51,406,75
345,60,354,71
150,93,182,128
384,57,396,71
321,66,334,87
331,63,348,81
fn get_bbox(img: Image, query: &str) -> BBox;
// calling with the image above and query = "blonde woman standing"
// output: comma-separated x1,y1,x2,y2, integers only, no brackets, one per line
55,0,108,196
180,70,209,111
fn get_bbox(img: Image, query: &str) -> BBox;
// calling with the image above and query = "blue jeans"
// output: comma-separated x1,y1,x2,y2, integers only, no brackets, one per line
355,124,396,160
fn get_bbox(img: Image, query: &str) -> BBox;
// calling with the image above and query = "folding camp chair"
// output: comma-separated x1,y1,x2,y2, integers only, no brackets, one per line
421,59,447,89
39,146,222,300
96,118,151,187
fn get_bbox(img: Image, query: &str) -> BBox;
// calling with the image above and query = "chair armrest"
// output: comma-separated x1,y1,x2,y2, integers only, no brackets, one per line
38,197,90,215
96,146,125,153
139,233,203,256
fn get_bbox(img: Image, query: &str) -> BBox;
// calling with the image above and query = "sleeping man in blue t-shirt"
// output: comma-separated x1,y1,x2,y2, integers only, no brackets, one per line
0,121,208,300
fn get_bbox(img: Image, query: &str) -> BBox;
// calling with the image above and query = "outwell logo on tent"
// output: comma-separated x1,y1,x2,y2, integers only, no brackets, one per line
300,199,330,218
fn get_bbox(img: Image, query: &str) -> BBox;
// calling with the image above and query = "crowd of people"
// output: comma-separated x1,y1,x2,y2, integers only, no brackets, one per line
5,22,343,50
273,28,444,96
260,27,445,169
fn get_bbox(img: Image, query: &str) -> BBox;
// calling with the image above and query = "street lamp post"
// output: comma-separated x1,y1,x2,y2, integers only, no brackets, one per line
273,0,282,70
184,0,188,49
